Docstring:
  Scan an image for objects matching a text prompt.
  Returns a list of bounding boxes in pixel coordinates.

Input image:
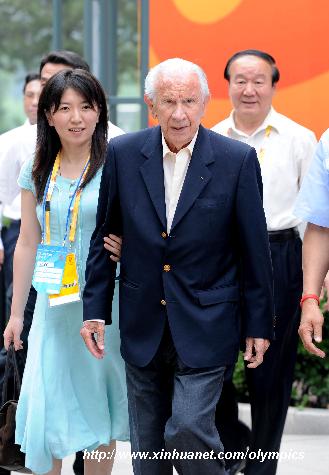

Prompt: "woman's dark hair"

[224,49,280,86]
[33,69,108,202]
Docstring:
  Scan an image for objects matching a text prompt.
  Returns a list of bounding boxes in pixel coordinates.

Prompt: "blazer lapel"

[171,126,214,232]
[140,126,167,230]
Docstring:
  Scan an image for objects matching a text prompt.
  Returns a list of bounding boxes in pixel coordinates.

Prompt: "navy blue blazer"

[83,125,274,368]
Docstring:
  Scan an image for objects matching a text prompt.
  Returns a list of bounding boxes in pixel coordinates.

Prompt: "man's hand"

[244,337,270,368]
[80,321,106,359]
[104,234,122,262]
[298,299,325,358]
[3,316,24,351]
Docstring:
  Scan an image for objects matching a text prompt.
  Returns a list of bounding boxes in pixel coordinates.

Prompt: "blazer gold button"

[160,299,166,306]
[161,232,167,239]
[163,264,171,272]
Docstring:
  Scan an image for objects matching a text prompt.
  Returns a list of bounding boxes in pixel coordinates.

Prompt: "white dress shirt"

[212,108,316,231]
[0,123,35,216]
[162,131,198,233]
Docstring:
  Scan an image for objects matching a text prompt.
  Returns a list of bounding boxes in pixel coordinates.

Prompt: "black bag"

[0,344,31,473]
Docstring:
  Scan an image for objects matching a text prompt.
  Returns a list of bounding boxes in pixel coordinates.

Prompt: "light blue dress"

[16,159,129,475]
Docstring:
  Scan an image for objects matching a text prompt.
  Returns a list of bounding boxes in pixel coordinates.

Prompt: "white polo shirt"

[212,108,316,231]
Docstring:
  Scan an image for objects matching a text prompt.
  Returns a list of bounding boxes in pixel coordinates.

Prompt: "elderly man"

[82,58,274,475]
[295,129,329,357]
[212,50,317,475]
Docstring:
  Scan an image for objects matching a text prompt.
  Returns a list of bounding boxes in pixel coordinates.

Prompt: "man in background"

[0,73,41,324]
[22,72,41,126]
[295,129,329,358]
[212,49,316,475]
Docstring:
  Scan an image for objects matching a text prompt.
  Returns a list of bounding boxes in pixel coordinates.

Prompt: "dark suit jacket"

[83,125,274,368]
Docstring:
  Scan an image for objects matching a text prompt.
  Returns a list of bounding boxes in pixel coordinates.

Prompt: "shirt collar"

[23,118,33,127]
[162,128,199,158]
[228,107,281,137]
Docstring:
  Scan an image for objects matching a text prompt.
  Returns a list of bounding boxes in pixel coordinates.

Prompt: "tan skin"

[227,55,276,135]
[81,70,269,369]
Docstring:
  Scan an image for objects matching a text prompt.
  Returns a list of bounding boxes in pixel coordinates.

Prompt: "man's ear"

[144,94,157,119]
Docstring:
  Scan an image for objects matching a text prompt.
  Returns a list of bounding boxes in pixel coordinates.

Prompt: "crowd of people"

[0,48,328,475]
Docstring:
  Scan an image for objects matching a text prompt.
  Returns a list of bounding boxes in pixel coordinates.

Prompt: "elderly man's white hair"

[144,58,210,101]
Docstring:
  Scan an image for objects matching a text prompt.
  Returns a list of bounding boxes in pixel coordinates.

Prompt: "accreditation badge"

[48,252,81,307]
[32,244,68,294]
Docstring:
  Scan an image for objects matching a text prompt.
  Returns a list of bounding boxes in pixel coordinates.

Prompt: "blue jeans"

[125,322,227,475]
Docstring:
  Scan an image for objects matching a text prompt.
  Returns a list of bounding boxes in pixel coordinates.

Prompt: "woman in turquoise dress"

[4,69,129,475]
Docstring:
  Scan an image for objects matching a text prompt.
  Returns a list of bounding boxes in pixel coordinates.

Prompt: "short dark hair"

[23,72,40,94]
[224,49,280,86]
[33,69,108,203]
[39,50,90,75]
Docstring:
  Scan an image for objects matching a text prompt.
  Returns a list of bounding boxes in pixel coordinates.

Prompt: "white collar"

[228,107,281,137]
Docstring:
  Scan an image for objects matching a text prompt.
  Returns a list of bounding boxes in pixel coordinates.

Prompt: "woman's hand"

[3,316,24,351]
[104,234,122,262]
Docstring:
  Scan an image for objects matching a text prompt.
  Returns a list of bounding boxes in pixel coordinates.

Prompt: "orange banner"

[150,0,329,138]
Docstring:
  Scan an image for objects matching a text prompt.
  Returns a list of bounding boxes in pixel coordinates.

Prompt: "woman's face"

[47,87,100,149]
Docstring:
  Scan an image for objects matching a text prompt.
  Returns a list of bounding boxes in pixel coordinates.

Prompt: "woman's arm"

[4,189,41,350]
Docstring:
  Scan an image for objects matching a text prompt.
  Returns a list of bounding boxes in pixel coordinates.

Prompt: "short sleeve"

[294,129,329,227]
[17,158,35,195]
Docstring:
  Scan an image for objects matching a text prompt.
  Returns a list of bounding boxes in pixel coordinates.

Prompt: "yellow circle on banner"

[172,0,242,24]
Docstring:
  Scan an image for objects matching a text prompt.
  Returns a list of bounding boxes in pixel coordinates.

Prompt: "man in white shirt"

[0,73,41,328]
[295,129,329,357]
[212,50,317,475]
[22,72,41,126]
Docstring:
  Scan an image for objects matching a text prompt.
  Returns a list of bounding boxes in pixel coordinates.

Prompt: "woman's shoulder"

[18,158,35,194]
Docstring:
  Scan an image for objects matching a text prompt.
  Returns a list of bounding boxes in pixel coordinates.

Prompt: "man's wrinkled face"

[145,73,208,153]
[228,55,275,124]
